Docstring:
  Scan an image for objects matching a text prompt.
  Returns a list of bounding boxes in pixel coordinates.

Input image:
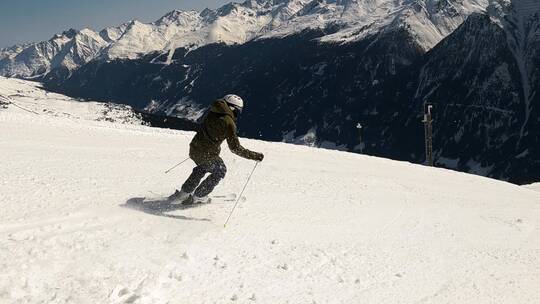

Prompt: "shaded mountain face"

[43,2,540,184]
[397,11,539,184]
[43,27,424,153]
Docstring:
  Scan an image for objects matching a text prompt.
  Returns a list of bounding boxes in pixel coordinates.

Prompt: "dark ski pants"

[181,157,227,197]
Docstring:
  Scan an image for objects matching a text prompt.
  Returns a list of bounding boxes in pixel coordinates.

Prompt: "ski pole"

[164,157,190,174]
[224,161,259,228]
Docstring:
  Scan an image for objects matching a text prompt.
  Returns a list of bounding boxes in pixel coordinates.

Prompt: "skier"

[169,94,264,205]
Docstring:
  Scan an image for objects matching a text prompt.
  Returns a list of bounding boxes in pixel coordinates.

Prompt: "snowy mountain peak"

[155,10,199,26]
[155,10,202,29]
[61,28,79,39]
[99,22,130,43]
[0,27,108,78]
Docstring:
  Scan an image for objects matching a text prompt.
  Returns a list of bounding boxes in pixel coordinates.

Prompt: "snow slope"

[1,79,540,303]
[0,76,143,124]
[525,183,540,192]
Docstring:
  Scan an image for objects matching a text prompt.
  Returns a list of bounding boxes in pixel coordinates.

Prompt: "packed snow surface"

[1,77,540,303]
[524,182,540,192]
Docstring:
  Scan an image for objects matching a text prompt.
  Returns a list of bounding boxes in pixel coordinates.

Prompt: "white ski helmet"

[223,94,244,112]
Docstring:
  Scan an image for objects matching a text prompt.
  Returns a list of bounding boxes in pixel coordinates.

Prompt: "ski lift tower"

[423,104,434,166]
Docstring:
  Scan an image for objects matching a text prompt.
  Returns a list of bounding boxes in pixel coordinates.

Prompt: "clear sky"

[0,0,234,48]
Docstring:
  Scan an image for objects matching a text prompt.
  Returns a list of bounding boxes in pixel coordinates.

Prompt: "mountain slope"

[0,29,108,78]
[395,0,540,182]
[43,27,425,151]
[0,0,488,78]
[1,82,539,303]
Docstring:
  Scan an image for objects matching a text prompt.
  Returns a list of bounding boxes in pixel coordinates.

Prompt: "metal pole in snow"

[423,104,434,166]
[356,123,364,154]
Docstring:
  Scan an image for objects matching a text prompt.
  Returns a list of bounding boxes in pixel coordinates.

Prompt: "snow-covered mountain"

[1,80,540,303]
[0,0,488,78]
[0,29,108,78]
[39,0,538,183]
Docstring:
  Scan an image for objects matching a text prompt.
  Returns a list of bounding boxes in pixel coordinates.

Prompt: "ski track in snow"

[1,78,540,303]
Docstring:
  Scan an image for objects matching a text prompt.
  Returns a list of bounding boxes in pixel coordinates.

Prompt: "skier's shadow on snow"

[122,197,211,222]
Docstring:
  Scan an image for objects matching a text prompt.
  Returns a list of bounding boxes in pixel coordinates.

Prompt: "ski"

[125,196,212,214]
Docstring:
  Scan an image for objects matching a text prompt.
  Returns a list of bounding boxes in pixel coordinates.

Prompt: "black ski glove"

[254,152,264,162]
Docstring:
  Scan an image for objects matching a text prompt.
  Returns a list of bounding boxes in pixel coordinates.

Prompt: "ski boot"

[168,189,191,204]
